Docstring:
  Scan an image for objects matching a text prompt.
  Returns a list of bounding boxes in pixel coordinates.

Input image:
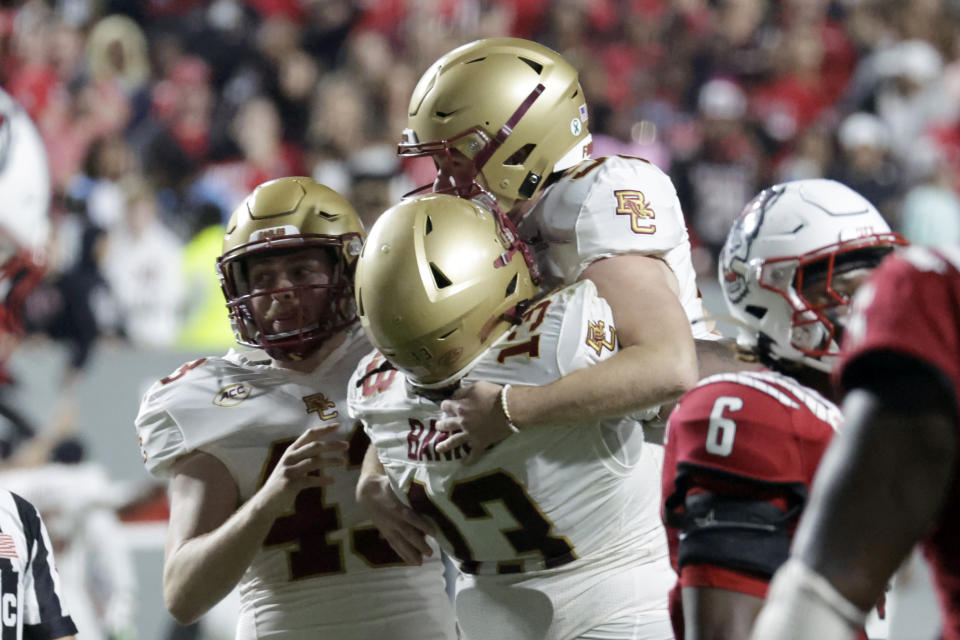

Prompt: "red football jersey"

[661,370,841,636]
[839,246,960,640]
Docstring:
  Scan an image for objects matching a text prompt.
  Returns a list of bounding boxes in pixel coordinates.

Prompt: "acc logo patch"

[214,382,252,407]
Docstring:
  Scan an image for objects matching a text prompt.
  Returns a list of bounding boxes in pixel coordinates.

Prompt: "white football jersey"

[348,281,673,639]
[520,154,712,338]
[135,327,455,640]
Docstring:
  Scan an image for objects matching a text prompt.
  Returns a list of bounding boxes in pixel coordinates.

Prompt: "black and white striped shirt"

[0,490,75,640]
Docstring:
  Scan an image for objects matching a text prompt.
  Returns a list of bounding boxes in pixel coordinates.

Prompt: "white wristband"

[499,384,520,433]
[750,558,867,640]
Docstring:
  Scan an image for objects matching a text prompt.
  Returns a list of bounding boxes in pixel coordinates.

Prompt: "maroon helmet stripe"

[473,83,545,171]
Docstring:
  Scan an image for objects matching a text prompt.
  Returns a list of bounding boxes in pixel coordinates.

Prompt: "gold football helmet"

[399,37,591,213]
[218,177,365,361]
[355,194,537,388]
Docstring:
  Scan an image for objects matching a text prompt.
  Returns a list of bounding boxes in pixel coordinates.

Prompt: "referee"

[0,489,76,640]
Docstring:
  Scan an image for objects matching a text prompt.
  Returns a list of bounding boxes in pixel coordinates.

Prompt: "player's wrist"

[356,471,388,503]
[499,384,521,433]
[751,558,866,640]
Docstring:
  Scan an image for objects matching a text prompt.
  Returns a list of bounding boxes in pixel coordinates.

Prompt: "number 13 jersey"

[348,280,672,639]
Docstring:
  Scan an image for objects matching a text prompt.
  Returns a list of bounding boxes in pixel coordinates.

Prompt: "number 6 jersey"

[135,327,455,640]
[348,281,674,640]
[660,370,886,640]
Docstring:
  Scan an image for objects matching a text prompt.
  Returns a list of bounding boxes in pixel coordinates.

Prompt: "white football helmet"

[719,179,906,372]
[0,88,51,337]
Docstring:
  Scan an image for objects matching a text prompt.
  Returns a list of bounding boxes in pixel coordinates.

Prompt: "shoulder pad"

[134,357,243,478]
[666,372,834,486]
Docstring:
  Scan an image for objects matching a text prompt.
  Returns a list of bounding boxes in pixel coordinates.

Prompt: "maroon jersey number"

[407,471,573,568]
[259,434,402,580]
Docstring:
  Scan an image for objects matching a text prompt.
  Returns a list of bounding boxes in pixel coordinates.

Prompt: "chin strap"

[487,200,541,284]
[354,358,396,388]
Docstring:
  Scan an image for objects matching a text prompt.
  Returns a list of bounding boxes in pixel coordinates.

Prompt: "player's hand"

[259,426,348,516]
[436,381,514,465]
[356,472,436,565]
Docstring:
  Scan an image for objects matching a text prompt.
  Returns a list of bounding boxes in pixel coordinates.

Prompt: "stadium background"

[3,0,960,636]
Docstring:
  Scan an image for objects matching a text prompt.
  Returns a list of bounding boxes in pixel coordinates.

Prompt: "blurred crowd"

[5,0,960,360]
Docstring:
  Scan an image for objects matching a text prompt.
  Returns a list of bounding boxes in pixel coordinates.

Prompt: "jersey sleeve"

[346,349,380,422]
[134,357,231,479]
[839,248,960,399]
[541,156,690,283]
[135,377,189,478]
[15,493,77,639]
[554,280,617,376]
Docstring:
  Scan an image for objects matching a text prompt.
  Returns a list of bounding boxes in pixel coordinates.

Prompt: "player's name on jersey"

[407,418,468,462]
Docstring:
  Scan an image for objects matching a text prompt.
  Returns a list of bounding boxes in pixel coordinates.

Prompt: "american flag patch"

[0,534,16,559]
[579,103,589,122]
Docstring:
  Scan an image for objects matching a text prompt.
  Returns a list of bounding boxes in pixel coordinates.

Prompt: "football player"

[348,194,675,640]
[751,254,960,637]
[661,179,907,639]
[0,87,50,348]
[396,37,702,456]
[0,87,81,469]
[134,177,456,638]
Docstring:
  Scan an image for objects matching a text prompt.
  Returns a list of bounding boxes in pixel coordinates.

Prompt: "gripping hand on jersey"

[356,449,437,565]
[435,381,515,465]
[260,426,348,517]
